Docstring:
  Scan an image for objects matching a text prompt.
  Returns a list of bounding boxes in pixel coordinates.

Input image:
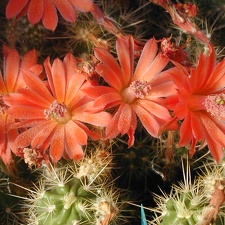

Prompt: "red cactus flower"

[83,36,177,146]
[6,0,95,31]
[152,0,209,47]
[4,53,111,163]
[167,44,225,162]
[160,36,192,67]
[0,46,42,165]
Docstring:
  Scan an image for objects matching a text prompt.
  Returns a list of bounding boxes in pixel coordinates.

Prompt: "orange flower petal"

[76,121,101,140]
[65,123,84,160]
[4,93,32,107]
[51,58,66,102]
[150,81,176,97]
[6,0,28,18]
[7,128,19,155]
[116,37,134,86]
[68,0,94,12]
[20,49,39,69]
[205,135,224,163]
[132,103,160,138]
[190,112,204,141]
[27,0,44,24]
[65,120,87,145]
[63,53,78,81]
[93,92,121,111]
[201,113,225,148]
[0,145,12,165]
[19,89,51,108]
[65,74,85,106]
[49,124,65,162]
[136,99,171,121]
[65,141,84,161]
[190,46,216,92]
[94,48,123,88]
[203,59,225,93]
[106,114,120,139]
[0,115,7,148]
[0,70,7,93]
[31,122,57,149]
[201,118,224,163]
[21,69,54,102]
[117,104,132,135]
[4,49,20,92]
[82,85,116,99]
[70,95,90,111]
[8,105,45,120]
[134,38,158,80]
[42,0,58,31]
[15,121,51,148]
[127,112,137,147]
[44,56,54,90]
[178,113,193,147]
[95,64,123,91]
[74,111,112,127]
[53,0,77,22]
[141,53,169,82]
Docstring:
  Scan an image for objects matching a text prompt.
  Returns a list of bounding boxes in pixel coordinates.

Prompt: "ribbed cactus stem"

[24,150,118,225]
[63,191,76,209]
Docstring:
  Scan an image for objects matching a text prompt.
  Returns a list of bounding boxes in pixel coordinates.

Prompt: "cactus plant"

[1,0,225,225]
[19,149,121,225]
[150,160,225,225]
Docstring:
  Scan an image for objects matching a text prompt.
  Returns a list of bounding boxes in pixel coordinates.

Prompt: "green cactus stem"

[22,150,119,225]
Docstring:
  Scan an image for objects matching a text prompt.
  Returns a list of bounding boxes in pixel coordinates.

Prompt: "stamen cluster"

[44,100,68,120]
[129,80,151,99]
[203,94,225,120]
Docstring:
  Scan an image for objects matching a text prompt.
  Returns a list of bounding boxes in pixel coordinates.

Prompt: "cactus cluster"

[150,161,225,225]
[1,0,225,224]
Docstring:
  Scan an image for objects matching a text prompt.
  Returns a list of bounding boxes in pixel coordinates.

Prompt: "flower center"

[203,94,225,120]
[121,80,151,103]
[129,80,151,98]
[44,100,70,123]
